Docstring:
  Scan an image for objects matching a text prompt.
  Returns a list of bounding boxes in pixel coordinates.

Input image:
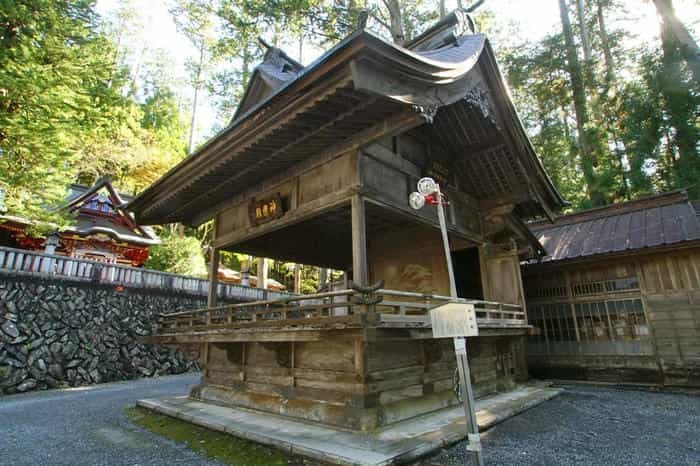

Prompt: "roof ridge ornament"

[356,10,369,30]
[258,36,283,63]
[258,36,272,50]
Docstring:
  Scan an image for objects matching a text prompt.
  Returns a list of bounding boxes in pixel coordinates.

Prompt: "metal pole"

[435,185,484,466]
[435,185,457,298]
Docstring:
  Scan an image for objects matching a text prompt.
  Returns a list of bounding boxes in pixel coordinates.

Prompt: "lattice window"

[531,303,576,342]
[604,277,640,292]
[526,285,568,299]
[531,298,648,343]
[575,301,611,341]
[606,299,649,340]
[572,277,640,296]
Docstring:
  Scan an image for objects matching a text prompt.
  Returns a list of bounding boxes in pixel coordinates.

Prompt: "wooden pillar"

[257,257,268,289]
[241,256,252,286]
[293,263,301,293]
[319,267,328,292]
[564,270,581,342]
[351,194,368,285]
[208,242,220,309]
[478,244,491,300]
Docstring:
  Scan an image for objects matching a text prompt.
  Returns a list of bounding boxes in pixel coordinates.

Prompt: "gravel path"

[2,377,699,466]
[0,373,222,466]
[423,384,700,466]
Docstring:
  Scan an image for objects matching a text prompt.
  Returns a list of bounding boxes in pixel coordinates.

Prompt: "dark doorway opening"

[451,248,483,299]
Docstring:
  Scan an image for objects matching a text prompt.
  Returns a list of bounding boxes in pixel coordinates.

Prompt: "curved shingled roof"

[128,10,564,226]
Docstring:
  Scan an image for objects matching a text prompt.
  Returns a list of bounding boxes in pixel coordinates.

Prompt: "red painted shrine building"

[0,177,159,266]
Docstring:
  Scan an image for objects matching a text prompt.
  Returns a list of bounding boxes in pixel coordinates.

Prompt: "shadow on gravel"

[414,384,700,466]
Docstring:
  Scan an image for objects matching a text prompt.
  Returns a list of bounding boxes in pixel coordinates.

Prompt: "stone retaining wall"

[0,274,217,394]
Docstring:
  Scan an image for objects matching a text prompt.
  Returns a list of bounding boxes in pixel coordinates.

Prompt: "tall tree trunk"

[595,0,630,199]
[439,0,446,19]
[596,0,615,84]
[188,41,205,154]
[658,10,696,186]
[652,0,700,86]
[385,0,405,44]
[576,0,592,63]
[559,0,602,205]
[242,42,252,92]
[128,42,148,98]
[298,31,303,62]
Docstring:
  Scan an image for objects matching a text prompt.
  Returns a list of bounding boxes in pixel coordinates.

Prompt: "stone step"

[137,382,562,466]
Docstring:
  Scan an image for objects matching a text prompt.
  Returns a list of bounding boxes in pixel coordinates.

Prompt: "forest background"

[1,0,698,290]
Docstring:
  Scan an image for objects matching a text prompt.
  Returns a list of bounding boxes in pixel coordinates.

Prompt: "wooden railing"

[158,288,527,333]
[0,246,288,302]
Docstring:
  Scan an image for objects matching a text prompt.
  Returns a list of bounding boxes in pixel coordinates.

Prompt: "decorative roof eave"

[61,226,160,246]
[477,41,566,218]
[127,32,480,223]
[504,214,548,259]
[1,177,159,245]
[67,177,119,206]
[65,177,159,244]
[0,215,159,246]
[128,27,564,225]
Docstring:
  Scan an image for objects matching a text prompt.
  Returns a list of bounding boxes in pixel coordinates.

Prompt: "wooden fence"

[0,246,288,302]
[159,287,527,333]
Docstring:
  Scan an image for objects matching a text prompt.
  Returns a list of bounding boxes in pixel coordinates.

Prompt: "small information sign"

[249,194,284,225]
[430,302,478,338]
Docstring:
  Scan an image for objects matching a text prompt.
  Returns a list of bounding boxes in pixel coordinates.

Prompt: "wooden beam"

[167,93,376,223]
[361,195,485,245]
[208,247,220,308]
[479,191,531,213]
[192,108,423,226]
[212,187,355,250]
[139,71,354,220]
[146,331,326,344]
[351,194,368,285]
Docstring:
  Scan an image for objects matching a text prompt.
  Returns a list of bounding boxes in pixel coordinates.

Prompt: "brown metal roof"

[527,190,700,263]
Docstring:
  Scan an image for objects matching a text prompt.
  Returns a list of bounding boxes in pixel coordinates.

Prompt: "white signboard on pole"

[430,303,478,338]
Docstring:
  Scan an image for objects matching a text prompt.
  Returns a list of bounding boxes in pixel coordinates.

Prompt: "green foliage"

[0,0,188,224]
[502,35,589,209]
[173,0,443,126]
[0,0,104,226]
[2,0,698,273]
[219,250,245,271]
[146,233,207,277]
[501,0,698,209]
[619,47,700,198]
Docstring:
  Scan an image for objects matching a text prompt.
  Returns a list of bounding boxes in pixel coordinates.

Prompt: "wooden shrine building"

[0,177,159,266]
[523,190,700,388]
[129,11,564,431]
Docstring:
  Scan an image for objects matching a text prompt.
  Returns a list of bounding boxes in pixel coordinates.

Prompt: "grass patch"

[125,406,300,466]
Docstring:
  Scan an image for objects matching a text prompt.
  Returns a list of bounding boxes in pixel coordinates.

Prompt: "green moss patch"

[125,406,300,465]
